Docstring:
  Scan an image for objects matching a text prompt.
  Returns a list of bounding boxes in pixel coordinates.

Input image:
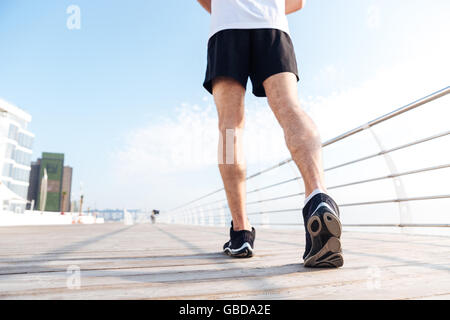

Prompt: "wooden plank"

[0,223,448,300]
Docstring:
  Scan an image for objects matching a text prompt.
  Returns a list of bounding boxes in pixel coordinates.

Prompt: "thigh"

[263,72,300,113]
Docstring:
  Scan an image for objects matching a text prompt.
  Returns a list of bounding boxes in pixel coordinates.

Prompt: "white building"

[0,99,34,213]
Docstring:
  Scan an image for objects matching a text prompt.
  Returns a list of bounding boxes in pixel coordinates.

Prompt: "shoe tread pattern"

[304,209,343,268]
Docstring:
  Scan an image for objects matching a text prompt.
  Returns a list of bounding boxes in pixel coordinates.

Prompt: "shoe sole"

[223,242,254,258]
[304,211,344,268]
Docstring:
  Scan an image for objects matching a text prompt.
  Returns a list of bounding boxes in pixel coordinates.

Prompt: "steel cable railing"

[242,194,450,216]
[172,131,450,213]
[250,223,450,227]
[228,163,450,209]
[164,87,450,228]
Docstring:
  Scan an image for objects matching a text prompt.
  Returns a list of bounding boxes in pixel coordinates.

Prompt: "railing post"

[219,204,225,226]
[208,209,213,226]
[368,127,412,227]
[261,210,270,228]
[194,209,199,225]
[199,207,205,226]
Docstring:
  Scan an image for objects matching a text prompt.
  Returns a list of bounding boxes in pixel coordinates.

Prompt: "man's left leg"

[263,72,344,268]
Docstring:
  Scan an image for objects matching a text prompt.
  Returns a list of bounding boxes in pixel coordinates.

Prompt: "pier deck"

[0,223,449,300]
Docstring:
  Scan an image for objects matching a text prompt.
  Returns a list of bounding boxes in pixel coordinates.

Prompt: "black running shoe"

[223,222,255,258]
[302,193,343,268]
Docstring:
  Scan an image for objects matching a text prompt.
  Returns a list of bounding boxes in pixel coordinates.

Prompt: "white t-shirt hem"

[209,22,290,39]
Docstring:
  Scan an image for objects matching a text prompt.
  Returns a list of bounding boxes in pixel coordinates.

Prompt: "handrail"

[321,86,449,147]
[251,223,450,228]
[235,194,450,217]
[192,163,450,216]
[168,86,449,214]
[177,131,450,213]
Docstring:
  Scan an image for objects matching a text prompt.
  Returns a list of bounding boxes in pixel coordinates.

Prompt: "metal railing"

[164,87,450,228]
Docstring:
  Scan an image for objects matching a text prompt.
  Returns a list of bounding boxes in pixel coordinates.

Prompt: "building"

[61,166,73,212]
[0,99,34,213]
[26,161,41,210]
[27,153,73,212]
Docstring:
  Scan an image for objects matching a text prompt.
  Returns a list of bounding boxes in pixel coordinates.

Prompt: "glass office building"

[0,99,34,213]
[27,153,73,212]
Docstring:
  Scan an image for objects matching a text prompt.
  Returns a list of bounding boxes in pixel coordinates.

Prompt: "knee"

[271,98,304,126]
[269,93,301,111]
[272,98,317,134]
[218,112,245,132]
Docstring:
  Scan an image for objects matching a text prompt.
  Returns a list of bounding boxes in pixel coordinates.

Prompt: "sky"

[0,0,449,212]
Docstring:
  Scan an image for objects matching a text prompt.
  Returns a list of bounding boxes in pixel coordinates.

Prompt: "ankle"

[304,187,328,205]
[233,220,252,231]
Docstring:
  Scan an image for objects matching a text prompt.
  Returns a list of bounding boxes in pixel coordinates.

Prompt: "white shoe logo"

[311,202,336,216]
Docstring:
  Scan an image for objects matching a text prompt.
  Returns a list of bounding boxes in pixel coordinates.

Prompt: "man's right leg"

[262,72,343,268]
[212,77,251,232]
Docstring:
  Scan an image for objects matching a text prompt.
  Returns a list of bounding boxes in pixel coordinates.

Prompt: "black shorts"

[203,28,299,98]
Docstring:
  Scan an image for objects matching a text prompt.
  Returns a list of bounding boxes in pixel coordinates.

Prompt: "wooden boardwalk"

[0,223,449,300]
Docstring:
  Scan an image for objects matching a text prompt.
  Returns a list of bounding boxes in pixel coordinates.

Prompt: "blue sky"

[1,0,449,210]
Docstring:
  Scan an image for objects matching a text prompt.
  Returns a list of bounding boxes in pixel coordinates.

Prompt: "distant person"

[151,210,159,224]
[197,0,343,267]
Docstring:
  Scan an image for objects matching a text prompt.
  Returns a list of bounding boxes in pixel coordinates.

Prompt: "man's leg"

[213,77,251,232]
[263,72,326,197]
[263,72,343,268]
